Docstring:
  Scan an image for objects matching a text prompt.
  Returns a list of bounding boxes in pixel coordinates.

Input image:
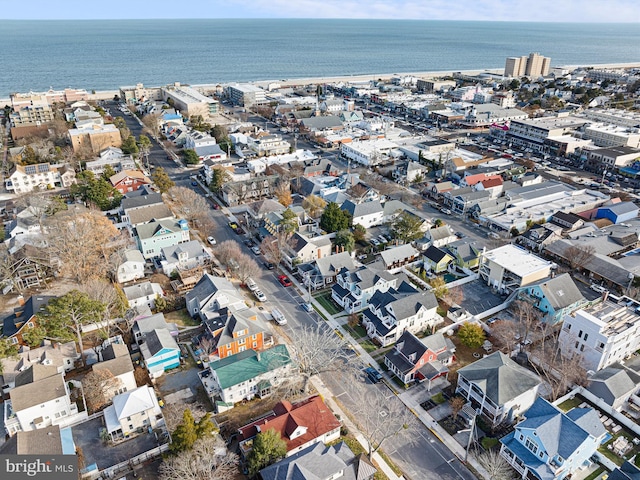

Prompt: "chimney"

[256,351,261,362]
[17,295,25,307]
[602,291,609,302]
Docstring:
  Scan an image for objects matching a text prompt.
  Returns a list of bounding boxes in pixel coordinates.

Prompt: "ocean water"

[1,19,639,97]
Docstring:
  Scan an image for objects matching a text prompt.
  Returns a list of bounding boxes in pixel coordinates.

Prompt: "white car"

[207,236,216,245]
[246,278,258,291]
[271,307,287,326]
[251,245,261,255]
[254,290,267,302]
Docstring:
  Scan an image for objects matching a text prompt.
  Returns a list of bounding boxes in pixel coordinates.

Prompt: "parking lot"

[457,278,507,316]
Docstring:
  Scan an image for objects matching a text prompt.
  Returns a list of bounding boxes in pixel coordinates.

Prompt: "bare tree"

[214,240,242,270]
[15,192,54,232]
[475,450,515,480]
[564,245,596,270]
[82,369,123,413]
[302,194,327,218]
[450,396,466,421]
[235,252,261,286]
[260,232,293,271]
[348,379,416,460]
[444,286,464,308]
[490,320,519,356]
[141,112,163,140]
[167,186,211,227]
[45,209,122,283]
[511,300,540,350]
[159,436,239,480]
[80,279,127,338]
[273,180,292,207]
[287,323,350,394]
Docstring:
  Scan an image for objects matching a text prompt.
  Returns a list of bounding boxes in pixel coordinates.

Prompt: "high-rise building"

[504,52,551,77]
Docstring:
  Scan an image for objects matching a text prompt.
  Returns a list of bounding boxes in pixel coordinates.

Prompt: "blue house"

[516,273,587,324]
[140,328,181,379]
[500,397,605,480]
[596,202,638,224]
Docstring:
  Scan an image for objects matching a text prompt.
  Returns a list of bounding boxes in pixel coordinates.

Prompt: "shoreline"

[2,61,639,105]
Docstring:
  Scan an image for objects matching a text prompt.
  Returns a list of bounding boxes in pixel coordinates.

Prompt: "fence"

[98,443,170,479]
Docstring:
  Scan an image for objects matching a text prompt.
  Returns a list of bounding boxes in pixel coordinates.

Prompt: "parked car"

[254,290,267,302]
[278,275,292,287]
[271,307,287,325]
[246,277,258,291]
[302,303,313,313]
[370,238,380,246]
[191,180,198,186]
[263,261,275,270]
[441,208,452,215]
[235,227,246,235]
[207,236,217,245]
[364,367,382,384]
[228,221,238,230]
[251,246,261,255]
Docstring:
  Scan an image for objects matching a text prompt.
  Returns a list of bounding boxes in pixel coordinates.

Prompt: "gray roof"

[458,351,541,405]
[195,144,225,157]
[301,115,343,130]
[161,240,209,262]
[14,364,59,387]
[133,313,170,337]
[428,225,456,242]
[127,203,173,225]
[120,191,163,210]
[424,245,451,263]
[94,343,133,377]
[341,199,383,218]
[587,364,640,405]
[123,282,161,301]
[259,441,376,480]
[135,218,186,240]
[380,244,419,267]
[534,273,585,310]
[609,461,640,480]
[123,249,145,263]
[0,425,63,455]
[315,252,356,278]
[142,328,179,357]
[369,283,437,322]
[10,373,67,411]
[599,202,638,216]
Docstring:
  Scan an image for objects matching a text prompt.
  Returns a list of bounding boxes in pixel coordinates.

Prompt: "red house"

[384,331,456,388]
[109,170,152,194]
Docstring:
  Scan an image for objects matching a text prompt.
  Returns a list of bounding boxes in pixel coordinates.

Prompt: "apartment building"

[340,138,398,166]
[582,123,640,149]
[585,146,640,172]
[4,163,76,194]
[246,133,291,157]
[559,294,640,372]
[478,245,553,295]
[162,83,219,118]
[10,88,89,110]
[68,123,122,155]
[119,83,163,103]
[505,116,589,153]
[504,52,551,77]
[9,105,55,127]
[226,83,267,107]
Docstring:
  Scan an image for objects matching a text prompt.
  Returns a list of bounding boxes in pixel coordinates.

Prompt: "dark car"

[236,227,246,235]
[212,203,220,210]
[364,367,382,384]
[244,239,255,247]
[263,261,275,270]
[191,181,198,186]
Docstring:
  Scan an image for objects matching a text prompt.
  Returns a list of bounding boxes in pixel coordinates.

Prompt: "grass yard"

[313,292,343,316]
[431,392,446,405]
[344,323,367,339]
[557,396,584,412]
[164,308,200,327]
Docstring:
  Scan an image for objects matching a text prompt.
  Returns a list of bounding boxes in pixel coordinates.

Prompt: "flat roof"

[483,244,552,277]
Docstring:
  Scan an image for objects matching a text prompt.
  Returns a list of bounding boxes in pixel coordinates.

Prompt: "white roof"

[483,245,552,277]
[112,385,159,420]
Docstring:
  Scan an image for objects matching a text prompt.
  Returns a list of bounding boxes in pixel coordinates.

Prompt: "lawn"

[164,308,200,327]
[344,323,367,339]
[557,396,584,412]
[313,292,343,316]
[431,392,446,405]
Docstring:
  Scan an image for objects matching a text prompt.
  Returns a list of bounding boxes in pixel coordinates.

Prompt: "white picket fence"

[97,443,170,479]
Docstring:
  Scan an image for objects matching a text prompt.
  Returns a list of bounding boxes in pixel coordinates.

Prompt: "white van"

[271,308,287,326]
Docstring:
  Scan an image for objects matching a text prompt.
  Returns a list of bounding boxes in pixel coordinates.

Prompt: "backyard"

[164,308,200,327]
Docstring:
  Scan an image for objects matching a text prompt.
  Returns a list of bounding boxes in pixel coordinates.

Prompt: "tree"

[215,241,242,270]
[247,428,287,476]
[121,135,139,156]
[320,202,351,233]
[159,436,238,480]
[288,323,350,394]
[433,218,444,227]
[511,300,540,350]
[457,322,485,349]
[260,232,293,271]
[190,115,211,132]
[18,145,40,165]
[154,295,167,313]
[450,396,466,421]
[21,325,47,347]
[82,369,123,413]
[72,171,122,210]
[390,211,425,243]
[235,253,261,286]
[428,276,448,299]
[170,409,216,454]
[564,245,596,270]
[280,208,298,234]
[209,167,231,194]
[352,223,366,243]
[151,166,175,193]
[42,290,106,366]
[334,229,355,252]
[302,194,327,218]
[45,209,123,283]
[0,338,19,373]
[183,149,200,165]
[137,134,152,168]
[101,164,116,181]
[167,186,211,227]
[489,320,518,356]
[274,181,292,207]
[141,112,163,140]
[476,450,514,480]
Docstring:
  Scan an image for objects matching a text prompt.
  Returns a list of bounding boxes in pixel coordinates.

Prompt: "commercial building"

[246,133,291,157]
[458,104,528,128]
[162,83,219,118]
[10,88,89,110]
[504,116,589,154]
[559,294,640,372]
[504,52,551,77]
[226,83,267,107]
[478,245,552,294]
[582,123,640,149]
[585,146,640,172]
[340,138,398,166]
[580,109,640,129]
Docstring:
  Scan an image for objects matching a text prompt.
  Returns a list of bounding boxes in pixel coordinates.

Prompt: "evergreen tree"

[320,202,351,233]
[121,135,139,156]
[334,229,355,252]
[247,429,287,476]
[183,149,199,165]
[151,167,175,194]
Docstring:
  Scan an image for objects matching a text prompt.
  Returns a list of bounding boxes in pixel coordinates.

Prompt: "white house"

[116,249,146,284]
[159,240,211,277]
[85,147,136,176]
[559,294,640,372]
[331,264,399,314]
[103,386,164,441]
[340,200,384,229]
[456,351,542,427]
[123,282,164,310]
[4,367,82,436]
[362,281,440,346]
[4,163,76,194]
[185,274,247,321]
[91,341,136,399]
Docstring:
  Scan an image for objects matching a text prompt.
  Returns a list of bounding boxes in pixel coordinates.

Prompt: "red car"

[278,275,292,287]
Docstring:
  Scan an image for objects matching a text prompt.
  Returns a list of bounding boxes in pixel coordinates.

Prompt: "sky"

[3,0,640,22]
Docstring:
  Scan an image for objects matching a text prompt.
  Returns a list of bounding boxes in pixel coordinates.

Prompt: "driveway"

[156,366,202,396]
[71,416,161,471]
[457,279,506,316]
